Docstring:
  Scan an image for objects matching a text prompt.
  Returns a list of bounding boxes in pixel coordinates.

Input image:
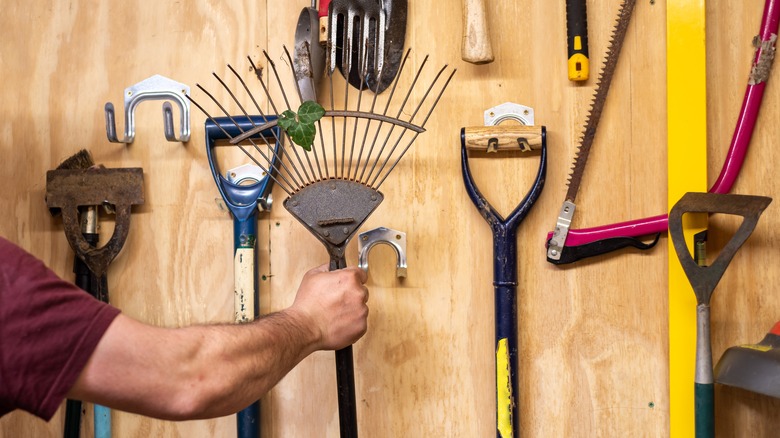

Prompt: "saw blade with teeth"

[548,0,637,261]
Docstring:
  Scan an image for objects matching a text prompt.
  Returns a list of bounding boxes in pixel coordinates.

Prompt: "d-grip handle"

[463,125,544,153]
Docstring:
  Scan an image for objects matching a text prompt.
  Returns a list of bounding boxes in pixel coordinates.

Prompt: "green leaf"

[278,110,297,131]
[286,122,316,151]
[297,100,326,124]
[276,102,325,150]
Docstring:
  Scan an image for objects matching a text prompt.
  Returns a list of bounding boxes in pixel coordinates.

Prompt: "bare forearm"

[186,309,320,418]
[70,309,320,420]
[69,264,368,421]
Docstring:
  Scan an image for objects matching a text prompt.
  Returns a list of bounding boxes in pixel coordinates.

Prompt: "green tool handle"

[695,304,714,438]
[695,383,714,438]
[565,0,589,81]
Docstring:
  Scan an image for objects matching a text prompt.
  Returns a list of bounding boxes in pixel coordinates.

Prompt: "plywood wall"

[2,0,779,436]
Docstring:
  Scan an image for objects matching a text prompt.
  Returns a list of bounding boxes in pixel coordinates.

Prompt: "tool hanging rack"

[188,47,454,197]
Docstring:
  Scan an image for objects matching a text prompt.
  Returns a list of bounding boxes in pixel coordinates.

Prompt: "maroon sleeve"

[0,237,121,420]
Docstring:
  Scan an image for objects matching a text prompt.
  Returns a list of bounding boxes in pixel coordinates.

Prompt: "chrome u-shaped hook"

[358,227,408,278]
[105,74,190,144]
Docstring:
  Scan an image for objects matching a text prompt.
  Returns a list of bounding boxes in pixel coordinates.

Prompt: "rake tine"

[263,50,317,185]
[364,55,429,184]
[194,85,299,194]
[283,46,325,182]
[229,63,285,147]
[217,68,306,192]
[187,95,295,196]
[328,65,338,179]
[228,63,290,162]
[374,67,456,189]
[357,49,412,182]
[240,58,304,173]
[346,38,370,179]
[196,81,305,191]
[253,54,313,187]
[351,55,383,181]
[340,46,351,179]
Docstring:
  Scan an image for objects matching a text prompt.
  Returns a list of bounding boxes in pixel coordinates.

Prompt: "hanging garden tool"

[461,0,494,64]
[46,161,144,438]
[461,103,546,438]
[546,0,636,263]
[204,88,281,438]
[716,320,780,399]
[189,46,453,438]
[295,0,326,102]
[47,150,109,438]
[669,192,772,438]
[546,0,780,265]
[328,0,407,93]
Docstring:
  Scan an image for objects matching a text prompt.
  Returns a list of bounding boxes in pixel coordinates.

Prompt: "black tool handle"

[329,255,358,438]
[63,232,99,438]
[566,0,590,81]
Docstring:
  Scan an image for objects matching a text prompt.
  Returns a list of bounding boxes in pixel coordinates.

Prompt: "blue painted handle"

[460,127,547,438]
[94,404,111,438]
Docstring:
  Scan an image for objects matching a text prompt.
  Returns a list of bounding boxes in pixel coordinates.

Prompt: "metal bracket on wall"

[358,227,407,278]
[105,74,191,144]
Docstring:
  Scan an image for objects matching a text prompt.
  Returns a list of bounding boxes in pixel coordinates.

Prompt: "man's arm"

[67,264,368,421]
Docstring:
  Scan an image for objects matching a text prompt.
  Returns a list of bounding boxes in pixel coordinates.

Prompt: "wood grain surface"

[1,0,779,436]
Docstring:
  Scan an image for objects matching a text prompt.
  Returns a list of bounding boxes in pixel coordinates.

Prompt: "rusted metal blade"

[548,0,636,260]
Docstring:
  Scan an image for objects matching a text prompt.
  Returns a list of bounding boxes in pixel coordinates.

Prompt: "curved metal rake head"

[188,47,454,261]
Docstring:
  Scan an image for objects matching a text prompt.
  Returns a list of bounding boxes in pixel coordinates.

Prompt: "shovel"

[715,320,780,399]
[328,0,407,93]
[295,0,326,102]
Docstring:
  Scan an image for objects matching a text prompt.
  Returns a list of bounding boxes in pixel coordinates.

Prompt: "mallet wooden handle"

[462,0,494,64]
[463,125,544,152]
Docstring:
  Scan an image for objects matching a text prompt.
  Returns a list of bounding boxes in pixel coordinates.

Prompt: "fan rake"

[189,47,454,437]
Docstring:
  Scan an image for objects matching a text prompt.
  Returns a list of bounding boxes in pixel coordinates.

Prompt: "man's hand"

[288,265,369,351]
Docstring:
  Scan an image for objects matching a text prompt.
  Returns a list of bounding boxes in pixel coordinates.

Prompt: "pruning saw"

[546,0,648,263]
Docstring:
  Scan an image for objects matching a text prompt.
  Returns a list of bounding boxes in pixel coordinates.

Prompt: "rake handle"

[330,256,358,438]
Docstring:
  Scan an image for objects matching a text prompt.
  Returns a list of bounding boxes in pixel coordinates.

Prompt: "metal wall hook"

[105,74,191,144]
[358,227,407,277]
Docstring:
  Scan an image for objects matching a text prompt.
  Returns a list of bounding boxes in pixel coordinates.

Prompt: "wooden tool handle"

[319,0,330,45]
[463,125,544,152]
[462,0,494,64]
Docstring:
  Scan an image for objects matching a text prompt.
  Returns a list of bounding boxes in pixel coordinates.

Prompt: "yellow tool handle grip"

[463,125,544,152]
[566,0,590,81]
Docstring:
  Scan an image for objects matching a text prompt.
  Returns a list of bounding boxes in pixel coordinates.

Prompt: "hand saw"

[546,0,780,265]
[546,0,637,262]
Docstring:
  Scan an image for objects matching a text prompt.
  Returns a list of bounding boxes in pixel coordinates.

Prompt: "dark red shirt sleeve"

[0,237,121,420]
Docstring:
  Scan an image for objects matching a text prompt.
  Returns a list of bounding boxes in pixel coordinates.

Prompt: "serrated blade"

[548,0,637,260]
